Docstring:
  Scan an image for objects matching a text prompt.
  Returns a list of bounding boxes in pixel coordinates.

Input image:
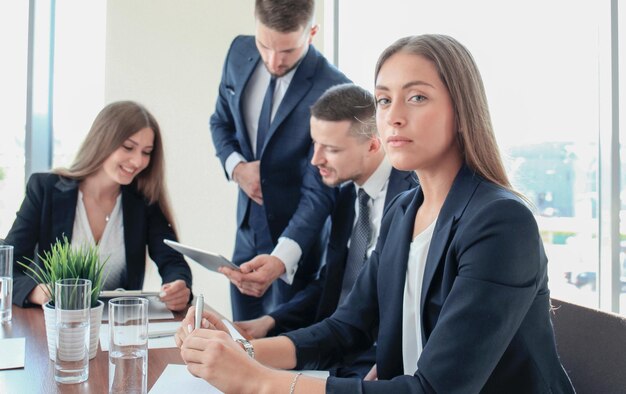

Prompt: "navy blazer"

[269,169,417,332]
[209,36,350,279]
[286,165,574,393]
[5,173,192,307]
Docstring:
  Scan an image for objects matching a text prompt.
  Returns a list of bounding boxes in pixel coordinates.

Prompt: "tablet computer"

[163,239,240,272]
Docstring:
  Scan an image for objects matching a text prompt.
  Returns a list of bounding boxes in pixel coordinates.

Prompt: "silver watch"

[235,338,255,359]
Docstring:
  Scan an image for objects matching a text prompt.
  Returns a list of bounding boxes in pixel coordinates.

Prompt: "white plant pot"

[43,299,104,360]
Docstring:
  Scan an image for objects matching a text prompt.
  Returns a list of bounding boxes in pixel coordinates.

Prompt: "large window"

[0,2,105,237]
[52,0,106,169]
[332,0,626,314]
[0,3,29,236]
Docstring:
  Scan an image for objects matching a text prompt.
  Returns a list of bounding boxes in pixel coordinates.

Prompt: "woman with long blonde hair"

[7,101,192,311]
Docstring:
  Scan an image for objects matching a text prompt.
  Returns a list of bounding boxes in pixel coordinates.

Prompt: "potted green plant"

[18,236,108,360]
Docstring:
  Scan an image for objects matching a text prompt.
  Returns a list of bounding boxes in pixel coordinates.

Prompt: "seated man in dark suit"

[235,83,417,378]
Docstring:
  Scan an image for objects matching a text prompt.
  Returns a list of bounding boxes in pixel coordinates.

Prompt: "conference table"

[0,305,186,393]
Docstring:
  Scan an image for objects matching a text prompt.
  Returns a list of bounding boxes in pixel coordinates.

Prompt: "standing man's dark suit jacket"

[209,35,350,317]
[285,165,574,393]
[6,173,192,307]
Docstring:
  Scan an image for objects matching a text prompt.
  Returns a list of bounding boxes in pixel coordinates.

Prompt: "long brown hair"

[54,101,177,233]
[375,35,517,195]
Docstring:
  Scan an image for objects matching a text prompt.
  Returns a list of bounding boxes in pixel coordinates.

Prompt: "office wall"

[105,1,326,318]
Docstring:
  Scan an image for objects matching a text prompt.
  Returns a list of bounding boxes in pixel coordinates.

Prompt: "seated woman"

[6,100,192,311]
[174,35,574,392]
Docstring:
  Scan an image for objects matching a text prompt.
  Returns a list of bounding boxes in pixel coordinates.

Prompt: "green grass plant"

[18,236,107,308]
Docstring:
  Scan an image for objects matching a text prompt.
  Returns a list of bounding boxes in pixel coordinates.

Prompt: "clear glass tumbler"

[108,297,148,394]
[54,278,91,384]
[0,245,13,323]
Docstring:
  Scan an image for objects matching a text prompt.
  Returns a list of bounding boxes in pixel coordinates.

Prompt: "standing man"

[235,84,417,377]
[210,0,350,320]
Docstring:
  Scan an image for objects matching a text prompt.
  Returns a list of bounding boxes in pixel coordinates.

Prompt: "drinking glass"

[54,278,91,384]
[108,297,148,394]
[0,245,13,323]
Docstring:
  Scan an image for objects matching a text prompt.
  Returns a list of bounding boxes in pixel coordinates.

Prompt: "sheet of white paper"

[0,337,25,370]
[101,296,174,321]
[149,364,328,394]
[149,364,222,394]
[99,321,180,351]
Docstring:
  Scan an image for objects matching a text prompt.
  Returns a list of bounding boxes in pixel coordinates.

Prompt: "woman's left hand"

[159,279,190,311]
[175,306,228,348]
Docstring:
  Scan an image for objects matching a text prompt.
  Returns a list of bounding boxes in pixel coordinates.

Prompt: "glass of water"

[55,278,91,384]
[0,245,13,323]
[108,297,148,394]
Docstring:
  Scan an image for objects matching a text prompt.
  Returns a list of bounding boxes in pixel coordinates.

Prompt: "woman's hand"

[177,306,273,392]
[27,283,50,305]
[181,328,280,393]
[175,306,230,348]
[364,364,378,381]
[177,306,318,393]
[159,279,190,311]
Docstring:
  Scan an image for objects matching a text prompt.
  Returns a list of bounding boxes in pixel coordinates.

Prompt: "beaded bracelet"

[289,372,303,394]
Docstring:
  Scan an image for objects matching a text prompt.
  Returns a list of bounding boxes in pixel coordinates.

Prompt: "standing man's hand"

[219,255,286,297]
[233,161,263,205]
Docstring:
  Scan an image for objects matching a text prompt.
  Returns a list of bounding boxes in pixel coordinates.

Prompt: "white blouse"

[402,218,437,375]
[71,191,126,290]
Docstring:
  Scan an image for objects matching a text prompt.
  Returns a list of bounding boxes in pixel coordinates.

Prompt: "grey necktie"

[339,188,371,304]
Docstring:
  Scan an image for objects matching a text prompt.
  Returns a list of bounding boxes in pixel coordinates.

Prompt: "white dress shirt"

[72,191,126,290]
[402,217,437,375]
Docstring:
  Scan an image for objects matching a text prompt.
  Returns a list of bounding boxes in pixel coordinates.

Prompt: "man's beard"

[265,50,306,78]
